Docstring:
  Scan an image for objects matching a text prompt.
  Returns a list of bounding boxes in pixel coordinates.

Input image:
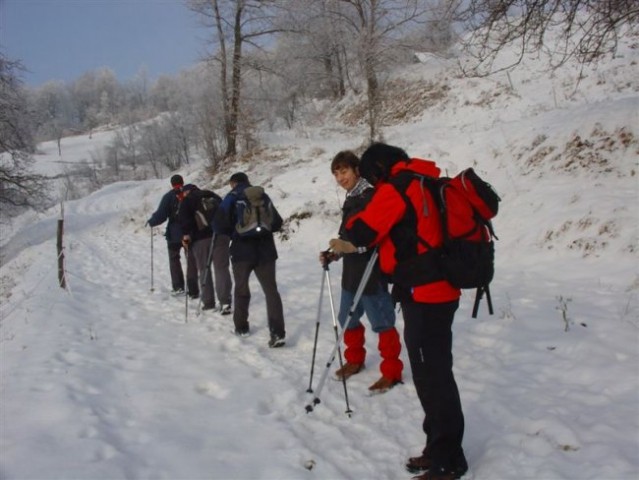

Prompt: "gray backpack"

[234,186,277,237]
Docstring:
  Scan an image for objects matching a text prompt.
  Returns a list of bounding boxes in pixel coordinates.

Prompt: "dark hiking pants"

[402,299,465,473]
[231,260,285,338]
[191,237,215,308]
[168,242,198,294]
[212,234,233,306]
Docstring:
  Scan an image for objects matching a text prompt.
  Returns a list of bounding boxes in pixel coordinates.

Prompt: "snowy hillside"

[1,31,638,480]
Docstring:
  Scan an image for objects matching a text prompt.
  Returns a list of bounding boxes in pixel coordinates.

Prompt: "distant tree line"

[2,0,636,219]
[0,53,48,219]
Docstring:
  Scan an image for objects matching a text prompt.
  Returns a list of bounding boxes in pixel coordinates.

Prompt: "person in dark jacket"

[215,172,286,348]
[147,174,198,296]
[178,184,216,310]
[321,150,403,393]
[330,143,469,480]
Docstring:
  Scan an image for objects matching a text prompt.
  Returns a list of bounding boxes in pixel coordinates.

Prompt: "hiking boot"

[411,471,455,480]
[201,304,215,311]
[368,376,401,393]
[171,288,185,296]
[268,335,285,348]
[406,454,431,473]
[189,293,200,300]
[407,453,468,478]
[220,304,232,315]
[234,328,250,337]
[411,464,468,480]
[334,362,363,380]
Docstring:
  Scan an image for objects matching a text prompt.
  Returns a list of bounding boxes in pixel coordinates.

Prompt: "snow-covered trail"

[1,182,429,479]
[2,176,637,479]
[2,56,638,475]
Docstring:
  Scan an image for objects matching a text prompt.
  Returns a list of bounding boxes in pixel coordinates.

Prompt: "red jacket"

[345,158,461,303]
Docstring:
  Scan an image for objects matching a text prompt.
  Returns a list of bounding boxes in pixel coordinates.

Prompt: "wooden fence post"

[57,203,66,289]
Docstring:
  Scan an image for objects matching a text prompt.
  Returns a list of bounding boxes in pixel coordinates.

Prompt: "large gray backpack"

[234,186,277,237]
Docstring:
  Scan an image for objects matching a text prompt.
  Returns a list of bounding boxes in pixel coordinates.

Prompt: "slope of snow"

[1,30,638,480]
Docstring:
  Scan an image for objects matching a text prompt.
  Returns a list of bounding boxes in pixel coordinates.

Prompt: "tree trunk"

[225,2,244,158]
[212,0,231,158]
[335,47,346,98]
[365,62,379,143]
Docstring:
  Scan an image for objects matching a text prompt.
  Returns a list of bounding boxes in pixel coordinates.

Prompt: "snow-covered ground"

[1,31,638,480]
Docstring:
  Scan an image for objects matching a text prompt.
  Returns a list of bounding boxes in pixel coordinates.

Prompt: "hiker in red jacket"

[330,143,469,480]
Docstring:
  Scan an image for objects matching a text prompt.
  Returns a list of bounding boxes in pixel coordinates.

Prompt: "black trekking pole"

[197,233,217,315]
[150,228,155,292]
[184,243,190,323]
[306,257,327,394]
[150,226,155,292]
[305,248,378,416]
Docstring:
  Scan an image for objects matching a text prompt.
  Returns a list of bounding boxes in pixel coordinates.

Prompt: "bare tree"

[456,0,639,75]
[189,0,286,159]
[326,0,438,142]
[0,53,49,219]
[277,0,353,100]
[136,116,190,175]
[30,80,73,155]
[124,66,151,118]
[113,120,140,171]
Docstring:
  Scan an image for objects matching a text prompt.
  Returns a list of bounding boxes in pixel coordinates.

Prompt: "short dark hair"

[229,172,249,184]
[360,143,409,184]
[170,174,184,186]
[331,150,360,173]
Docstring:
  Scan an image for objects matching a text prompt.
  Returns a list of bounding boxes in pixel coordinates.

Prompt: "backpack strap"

[472,284,494,318]
[392,172,440,251]
[388,172,446,287]
[389,172,432,251]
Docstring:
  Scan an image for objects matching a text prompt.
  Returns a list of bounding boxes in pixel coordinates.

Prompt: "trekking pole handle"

[320,249,338,270]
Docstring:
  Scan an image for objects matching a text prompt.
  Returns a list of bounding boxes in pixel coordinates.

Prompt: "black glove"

[319,249,339,267]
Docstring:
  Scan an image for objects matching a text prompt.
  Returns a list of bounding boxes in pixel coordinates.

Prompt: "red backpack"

[394,168,500,317]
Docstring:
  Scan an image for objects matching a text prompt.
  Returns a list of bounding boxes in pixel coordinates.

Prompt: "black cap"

[230,172,249,184]
[170,174,184,186]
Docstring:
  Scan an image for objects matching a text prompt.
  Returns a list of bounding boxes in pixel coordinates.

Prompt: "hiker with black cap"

[147,174,198,296]
[178,184,216,310]
[215,172,286,348]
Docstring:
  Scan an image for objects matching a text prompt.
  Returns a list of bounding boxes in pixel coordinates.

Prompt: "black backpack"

[191,189,222,231]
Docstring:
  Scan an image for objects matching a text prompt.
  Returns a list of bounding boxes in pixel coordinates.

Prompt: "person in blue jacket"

[147,175,198,296]
[215,172,286,348]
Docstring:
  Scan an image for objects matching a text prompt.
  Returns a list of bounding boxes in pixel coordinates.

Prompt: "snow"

[1,33,638,480]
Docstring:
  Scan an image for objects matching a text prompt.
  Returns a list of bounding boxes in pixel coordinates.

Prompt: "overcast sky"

[0,0,206,86]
